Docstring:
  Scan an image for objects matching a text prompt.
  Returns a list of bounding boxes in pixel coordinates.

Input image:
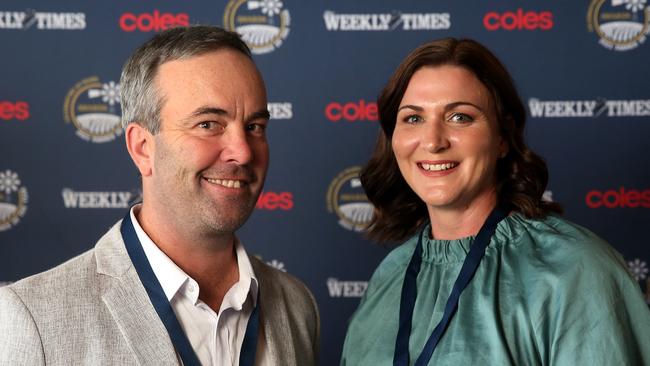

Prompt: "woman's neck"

[426,190,499,240]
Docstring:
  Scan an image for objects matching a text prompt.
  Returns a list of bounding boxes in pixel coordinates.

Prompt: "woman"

[341,38,650,365]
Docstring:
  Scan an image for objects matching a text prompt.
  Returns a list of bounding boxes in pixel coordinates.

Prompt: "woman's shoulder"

[499,214,650,364]
[500,213,619,259]
[496,213,632,287]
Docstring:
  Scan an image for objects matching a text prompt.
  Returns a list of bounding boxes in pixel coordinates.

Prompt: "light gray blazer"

[0,220,320,365]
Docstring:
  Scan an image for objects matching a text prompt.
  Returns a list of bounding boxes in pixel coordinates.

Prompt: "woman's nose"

[422,120,450,153]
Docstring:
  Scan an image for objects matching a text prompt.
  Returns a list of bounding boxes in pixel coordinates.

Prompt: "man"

[0,26,319,365]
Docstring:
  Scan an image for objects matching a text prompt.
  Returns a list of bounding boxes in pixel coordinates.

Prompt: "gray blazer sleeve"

[0,286,45,366]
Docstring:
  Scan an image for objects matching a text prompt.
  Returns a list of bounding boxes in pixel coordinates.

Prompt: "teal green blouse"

[341,213,650,365]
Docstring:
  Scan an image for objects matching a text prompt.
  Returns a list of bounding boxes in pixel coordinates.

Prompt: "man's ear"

[125,123,154,177]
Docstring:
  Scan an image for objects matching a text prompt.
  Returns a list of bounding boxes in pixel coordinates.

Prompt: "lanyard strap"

[240,303,260,366]
[120,213,259,366]
[393,206,508,366]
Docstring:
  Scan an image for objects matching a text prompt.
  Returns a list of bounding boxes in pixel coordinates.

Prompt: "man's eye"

[198,122,212,129]
[198,121,223,130]
[247,123,267,133]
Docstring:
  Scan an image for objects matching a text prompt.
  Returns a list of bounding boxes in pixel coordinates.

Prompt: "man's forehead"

[153,48,266,122]
[154,49,262,96]
[158,48,253,74]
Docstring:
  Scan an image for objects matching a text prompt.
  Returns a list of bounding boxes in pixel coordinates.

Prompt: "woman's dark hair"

[361,38,562,242]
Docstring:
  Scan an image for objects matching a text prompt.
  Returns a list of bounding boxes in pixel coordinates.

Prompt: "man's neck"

[135,204,239,312]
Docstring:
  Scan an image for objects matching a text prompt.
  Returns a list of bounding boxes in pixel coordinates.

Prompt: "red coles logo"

[325,100,378,122]
[0,101,29,120]
[256,192,293,210]
[119,10,189,32]
[586,187,650,208]
[483,9,553,31]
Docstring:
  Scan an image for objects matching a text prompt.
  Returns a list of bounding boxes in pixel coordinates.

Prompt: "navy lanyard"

[120,212,260,366]
[393,206,508,366]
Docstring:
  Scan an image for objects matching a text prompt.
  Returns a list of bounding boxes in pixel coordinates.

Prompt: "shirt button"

[187,283,195,292]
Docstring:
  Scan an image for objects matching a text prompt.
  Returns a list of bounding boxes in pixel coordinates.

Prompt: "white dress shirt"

[129,206,259,366]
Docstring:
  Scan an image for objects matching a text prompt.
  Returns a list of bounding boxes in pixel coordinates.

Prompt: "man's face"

[149,49,269,236]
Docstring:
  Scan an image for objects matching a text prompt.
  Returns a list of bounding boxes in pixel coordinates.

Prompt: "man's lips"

[203,177,247,188]
[201,166,255,189]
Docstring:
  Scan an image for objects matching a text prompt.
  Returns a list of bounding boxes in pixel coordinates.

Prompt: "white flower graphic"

[628,258,649,281]
[542,190,554,202]
[266,259,286,272]
[625,0,646,12]
[260,0,282,16]
[0,170,20,195]
[101,81,121,106]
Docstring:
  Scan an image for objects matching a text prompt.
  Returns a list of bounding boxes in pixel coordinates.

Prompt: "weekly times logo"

[63,76,122,143]
[62,188,141,209]
[223,0,290,55]
[0,10,85,30]
[327,278,368,298]
[527,98,650,118]
[323,10,450,31]
[0,169,28,232]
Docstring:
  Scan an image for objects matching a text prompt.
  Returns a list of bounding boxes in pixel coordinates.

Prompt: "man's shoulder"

[6,248,98,301]
[0,245,102,358]
[3,219,126,307]
[250,256,314,300]
[249,255,320,364]
[249,255,319,318]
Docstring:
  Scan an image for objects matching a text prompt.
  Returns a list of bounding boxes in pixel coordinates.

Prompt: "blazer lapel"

[96,221,180,366]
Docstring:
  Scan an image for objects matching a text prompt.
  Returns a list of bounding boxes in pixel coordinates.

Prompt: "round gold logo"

[0,169,28,232]
[587,0,650,51]
[63,76,122,143]
[326,166,374,232]
[224,0,291,54]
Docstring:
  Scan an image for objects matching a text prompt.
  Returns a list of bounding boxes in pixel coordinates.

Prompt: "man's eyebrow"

[247,109,271,122]
[184,106,228,120]
[182,106,270,123]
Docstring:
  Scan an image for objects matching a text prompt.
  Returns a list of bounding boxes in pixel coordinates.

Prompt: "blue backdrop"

[1,1,649,364]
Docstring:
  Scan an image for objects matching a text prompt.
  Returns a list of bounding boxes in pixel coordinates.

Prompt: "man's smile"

[203,177,246,189]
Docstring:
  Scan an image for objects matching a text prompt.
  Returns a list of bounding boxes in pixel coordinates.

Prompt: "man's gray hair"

[119,25,251,133]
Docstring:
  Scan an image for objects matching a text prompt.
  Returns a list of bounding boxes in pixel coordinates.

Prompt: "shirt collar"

[129,205,258,308]
[225,237,259,311]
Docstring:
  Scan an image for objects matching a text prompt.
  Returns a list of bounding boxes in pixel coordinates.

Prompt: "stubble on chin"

[197,193,258,235]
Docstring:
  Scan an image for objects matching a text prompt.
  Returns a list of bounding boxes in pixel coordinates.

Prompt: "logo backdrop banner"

[1,1,649,364]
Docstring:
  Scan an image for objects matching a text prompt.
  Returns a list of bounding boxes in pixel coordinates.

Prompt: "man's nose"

[221,127,253,165]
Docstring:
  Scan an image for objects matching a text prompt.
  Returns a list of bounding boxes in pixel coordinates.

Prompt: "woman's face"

[392,65,507,214]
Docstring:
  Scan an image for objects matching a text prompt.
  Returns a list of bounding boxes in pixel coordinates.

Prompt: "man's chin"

[201,206,255,234]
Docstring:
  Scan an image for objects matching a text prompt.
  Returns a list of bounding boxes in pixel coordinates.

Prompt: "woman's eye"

[403,115,422,123]
[449,113,473,123]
